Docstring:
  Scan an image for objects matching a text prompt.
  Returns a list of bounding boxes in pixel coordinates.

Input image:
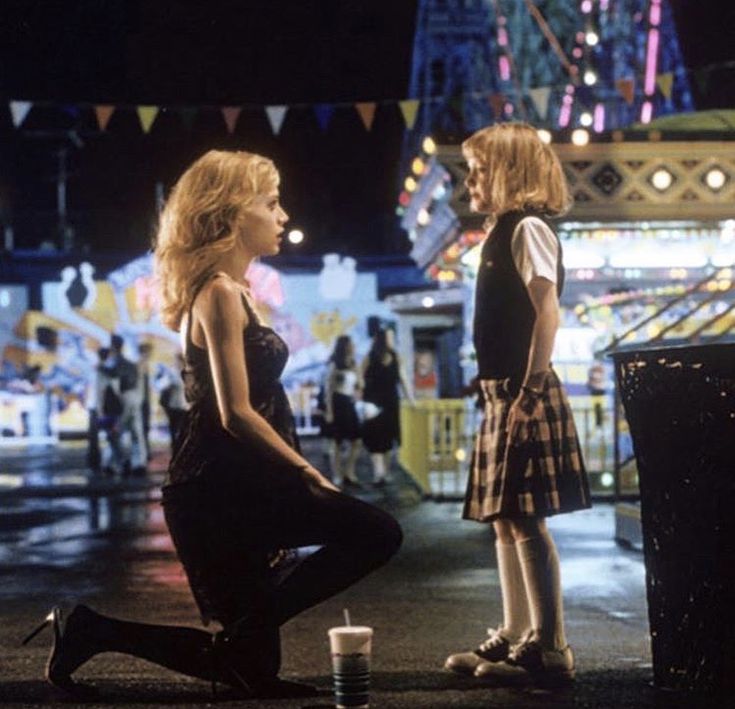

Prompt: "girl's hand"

[506,389,541,444]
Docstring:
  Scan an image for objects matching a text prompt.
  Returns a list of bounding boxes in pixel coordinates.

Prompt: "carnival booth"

[395,120,735,499]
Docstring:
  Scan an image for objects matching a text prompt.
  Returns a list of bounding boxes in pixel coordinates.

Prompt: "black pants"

[163,474,402,630]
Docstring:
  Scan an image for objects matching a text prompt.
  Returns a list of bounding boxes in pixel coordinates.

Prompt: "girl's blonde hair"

[462,123,571,218]
[154,150,279,331]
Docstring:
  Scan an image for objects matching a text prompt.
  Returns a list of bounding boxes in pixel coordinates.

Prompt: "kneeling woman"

[24,150,402,699]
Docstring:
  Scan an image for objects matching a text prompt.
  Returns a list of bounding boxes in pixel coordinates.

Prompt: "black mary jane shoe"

[22,605,100,699]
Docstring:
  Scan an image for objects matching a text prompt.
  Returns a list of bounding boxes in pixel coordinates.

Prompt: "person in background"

[138,342,154,461]
[94,347,124,477]
[155,353,188,453]
[22,150,402,700]
[361,328,413,486]
[444,123,590,685]
[107,334,147,477]
[323,334,362,488]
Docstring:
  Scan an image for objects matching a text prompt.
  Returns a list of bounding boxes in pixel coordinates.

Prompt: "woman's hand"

[506,389,542,444]
[301,463,340,492]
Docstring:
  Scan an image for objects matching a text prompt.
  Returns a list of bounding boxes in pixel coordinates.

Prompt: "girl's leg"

[344,439,361,482]
[330,439,343,485]
[510,517,567,651]
[268,486,402,624]
[370,452,386,482]
[493,520,531,642]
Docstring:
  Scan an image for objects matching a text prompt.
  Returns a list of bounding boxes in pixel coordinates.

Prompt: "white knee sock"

[517,529,567,650]
[495,541,530,642]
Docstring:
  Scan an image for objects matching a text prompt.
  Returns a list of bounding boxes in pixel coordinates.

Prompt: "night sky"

[0,1,733,256]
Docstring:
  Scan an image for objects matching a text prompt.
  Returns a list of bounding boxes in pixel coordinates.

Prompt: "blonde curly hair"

[462,123,571,220]
[154,150,279,331]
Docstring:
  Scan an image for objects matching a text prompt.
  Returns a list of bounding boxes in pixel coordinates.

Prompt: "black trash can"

[612,343,735,692]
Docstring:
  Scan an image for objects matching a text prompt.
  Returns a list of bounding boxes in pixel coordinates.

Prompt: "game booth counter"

[394,120,735,501]
[0,251,403,448]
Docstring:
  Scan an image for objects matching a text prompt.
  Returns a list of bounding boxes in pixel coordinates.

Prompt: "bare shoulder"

[193,275,248,329]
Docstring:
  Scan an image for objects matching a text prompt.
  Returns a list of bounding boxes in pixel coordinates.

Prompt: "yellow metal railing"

[399,399,472,497]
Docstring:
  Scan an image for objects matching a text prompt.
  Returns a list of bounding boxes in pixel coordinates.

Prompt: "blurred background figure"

[155,353,187,454]
[106,334,146,477]
[137,342,154,461]
[361,328,413,486]
[94,346,124,477]
[324,335,362,488]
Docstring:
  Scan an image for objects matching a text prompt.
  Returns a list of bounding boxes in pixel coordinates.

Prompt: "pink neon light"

[641,101,653,124]
[498,27,508,46]
[581,0,592,13]
[650,3,661,26]
[559,103,572,128]
[499,55,511,81]
[594,103,605,132]
[644,29,660,95]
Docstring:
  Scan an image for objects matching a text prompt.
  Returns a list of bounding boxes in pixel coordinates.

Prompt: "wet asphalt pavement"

[0,440,711,708]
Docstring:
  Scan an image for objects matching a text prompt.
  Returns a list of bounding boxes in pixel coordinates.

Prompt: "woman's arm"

[323,362,336,422]
[396,355,415,405]
[196,277,335,488]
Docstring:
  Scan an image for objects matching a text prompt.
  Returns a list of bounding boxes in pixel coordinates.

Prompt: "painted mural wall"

[0,253,392,441]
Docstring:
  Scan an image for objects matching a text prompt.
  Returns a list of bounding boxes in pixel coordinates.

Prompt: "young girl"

[324,334,362,487]
[445,124,590,684]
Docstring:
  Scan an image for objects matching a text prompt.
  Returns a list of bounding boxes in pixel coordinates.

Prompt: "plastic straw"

[343,608,351,626]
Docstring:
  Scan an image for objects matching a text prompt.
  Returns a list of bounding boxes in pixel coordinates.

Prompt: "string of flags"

[6,71,678,136]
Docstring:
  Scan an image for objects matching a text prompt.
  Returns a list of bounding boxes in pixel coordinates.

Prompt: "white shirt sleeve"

[511,216,559,286]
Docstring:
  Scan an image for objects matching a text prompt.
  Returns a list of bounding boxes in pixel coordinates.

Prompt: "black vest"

[473,210,564,388]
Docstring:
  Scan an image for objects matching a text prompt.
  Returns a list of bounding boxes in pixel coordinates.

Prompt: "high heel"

[21,605,100,698]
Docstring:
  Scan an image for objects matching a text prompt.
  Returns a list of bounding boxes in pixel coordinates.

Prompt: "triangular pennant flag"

[10,101,32,127]
[399,99,419,129]
[95,105,115,131]
[615,78,635,105]
[656,72,674,99]
[265,105,287,135]
[489,93,506,119]
[137,105,159,133]
[314,104,334,132]
[221,107,241,134]
[179,107,198,131]
[355,102,377,131]
[528,86,552,119]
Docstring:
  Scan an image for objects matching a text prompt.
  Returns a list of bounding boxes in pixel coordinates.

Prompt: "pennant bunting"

[656,72,674,99]
[265,105,288,135]
[95,105,115,131]
[137,105,159,133]
[314,104,334,132]
[615,78,635,105]
[489,93,506,119]
[222,106,241,134]
[355,102,377,131]
[528,86,552,119]
[399,100,419,129]
[10,101,32,127]
[179,107,198,131]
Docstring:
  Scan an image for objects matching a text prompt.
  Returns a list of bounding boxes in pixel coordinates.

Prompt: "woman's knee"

[493,519,514,544]
[508,516,546,542]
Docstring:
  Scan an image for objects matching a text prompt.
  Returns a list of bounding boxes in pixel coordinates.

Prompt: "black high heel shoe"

[21,605,100,698]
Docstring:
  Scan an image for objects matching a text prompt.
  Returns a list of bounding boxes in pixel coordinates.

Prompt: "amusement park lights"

[404,176,418,192]
[579,112,593,127]
[651,168,673,191]
[287,229,304,245]
[412,157,426,175]
[583,69,597,86]
[417,208,431,226]
[422,136,437,154]
[537,128,552,144]
[571,128,589,146]
[705,168,727,191]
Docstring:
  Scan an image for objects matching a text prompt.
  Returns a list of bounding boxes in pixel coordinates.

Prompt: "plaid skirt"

[463,369,591,522]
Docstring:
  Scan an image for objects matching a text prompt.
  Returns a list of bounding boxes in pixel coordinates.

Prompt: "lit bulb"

[537,129,552,144]
[421,296,435,308]
[412,157,425,176]
[422,136,437,154]
[705,168,727,190]
[651,169,673,191]
[580,112,593,127]
[287,229,304,244]
[571,129,589,146]
[417,208,431,226]
[404,176,417,192]
[583,70,597,86]
[585,31,599,46]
